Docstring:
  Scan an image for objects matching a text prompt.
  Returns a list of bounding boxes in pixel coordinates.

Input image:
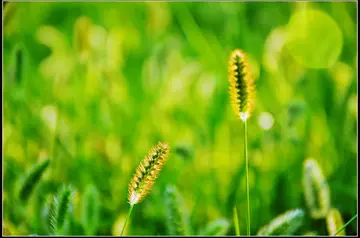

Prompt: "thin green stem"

[333,214,357,236]
[120,204,134,236]
[50,128,56,179]
[244,119,251,236]
[233,206,240,236]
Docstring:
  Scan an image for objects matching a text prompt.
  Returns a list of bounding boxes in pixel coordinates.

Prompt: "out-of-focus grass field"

[2,1,358,236]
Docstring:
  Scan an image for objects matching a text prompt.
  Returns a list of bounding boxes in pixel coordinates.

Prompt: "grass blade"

[233,206,240,236]
[164,185,191,235]
[18,159,50,203]
[333,214,357,236]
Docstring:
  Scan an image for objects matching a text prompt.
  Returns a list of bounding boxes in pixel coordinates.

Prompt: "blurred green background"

[2,1,358,236]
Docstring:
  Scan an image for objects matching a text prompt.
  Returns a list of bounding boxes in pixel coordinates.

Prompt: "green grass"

[2,1,358,236]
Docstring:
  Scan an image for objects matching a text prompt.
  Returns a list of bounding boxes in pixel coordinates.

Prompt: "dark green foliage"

[287,100,306,127]
[18,159,50,203]
[10,44,23,84]
[81,184,100,235]
[164,185,191,235]
[226,164,245,215]
[173,145,194,161]
[68,214,86,236]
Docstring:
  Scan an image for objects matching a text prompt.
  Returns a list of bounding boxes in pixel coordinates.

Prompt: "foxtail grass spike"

[302,158,330,219]
[121,142,170,236]
[81,184,100,235]
[18,159,50,202]
[256,209,305,236]
[164,185,191,235]
[228,49,255,122]
[128,141,170,206]
[49,185,74,235]
[228,48,254,236]
[198,218,230,236]
[43,195,54,234]
[326,208,346,236]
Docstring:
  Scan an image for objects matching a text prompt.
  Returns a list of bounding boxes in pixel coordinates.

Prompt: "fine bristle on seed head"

[128,142,170,206]
[228,49,255,122]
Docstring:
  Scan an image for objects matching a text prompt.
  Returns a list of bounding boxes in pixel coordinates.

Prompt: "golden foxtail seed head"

[128,142,170,206]
[228,49,255,121]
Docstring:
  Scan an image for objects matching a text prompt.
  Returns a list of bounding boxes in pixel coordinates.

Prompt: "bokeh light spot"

[285,9,343,69]
[41,105,58,133]
[258,112,275,131]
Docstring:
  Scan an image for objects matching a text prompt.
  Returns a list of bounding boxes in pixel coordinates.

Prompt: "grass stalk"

[228,49,255,235]
[333,214,357,236]
[120,204,134,236]
[244,119,251,236]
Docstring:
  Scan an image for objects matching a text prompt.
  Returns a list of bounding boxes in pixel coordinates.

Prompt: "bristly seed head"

[128,142,170,206]
[257,209,305,236]
[302,158,330,219]
[326,208,345,236]
[228,49,255,122]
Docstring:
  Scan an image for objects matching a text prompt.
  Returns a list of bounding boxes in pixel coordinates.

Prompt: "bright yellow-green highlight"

[258,112,274,131]
[285,9,343,69]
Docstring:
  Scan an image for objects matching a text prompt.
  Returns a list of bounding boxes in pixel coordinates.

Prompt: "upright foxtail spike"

[228,49,255,122]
